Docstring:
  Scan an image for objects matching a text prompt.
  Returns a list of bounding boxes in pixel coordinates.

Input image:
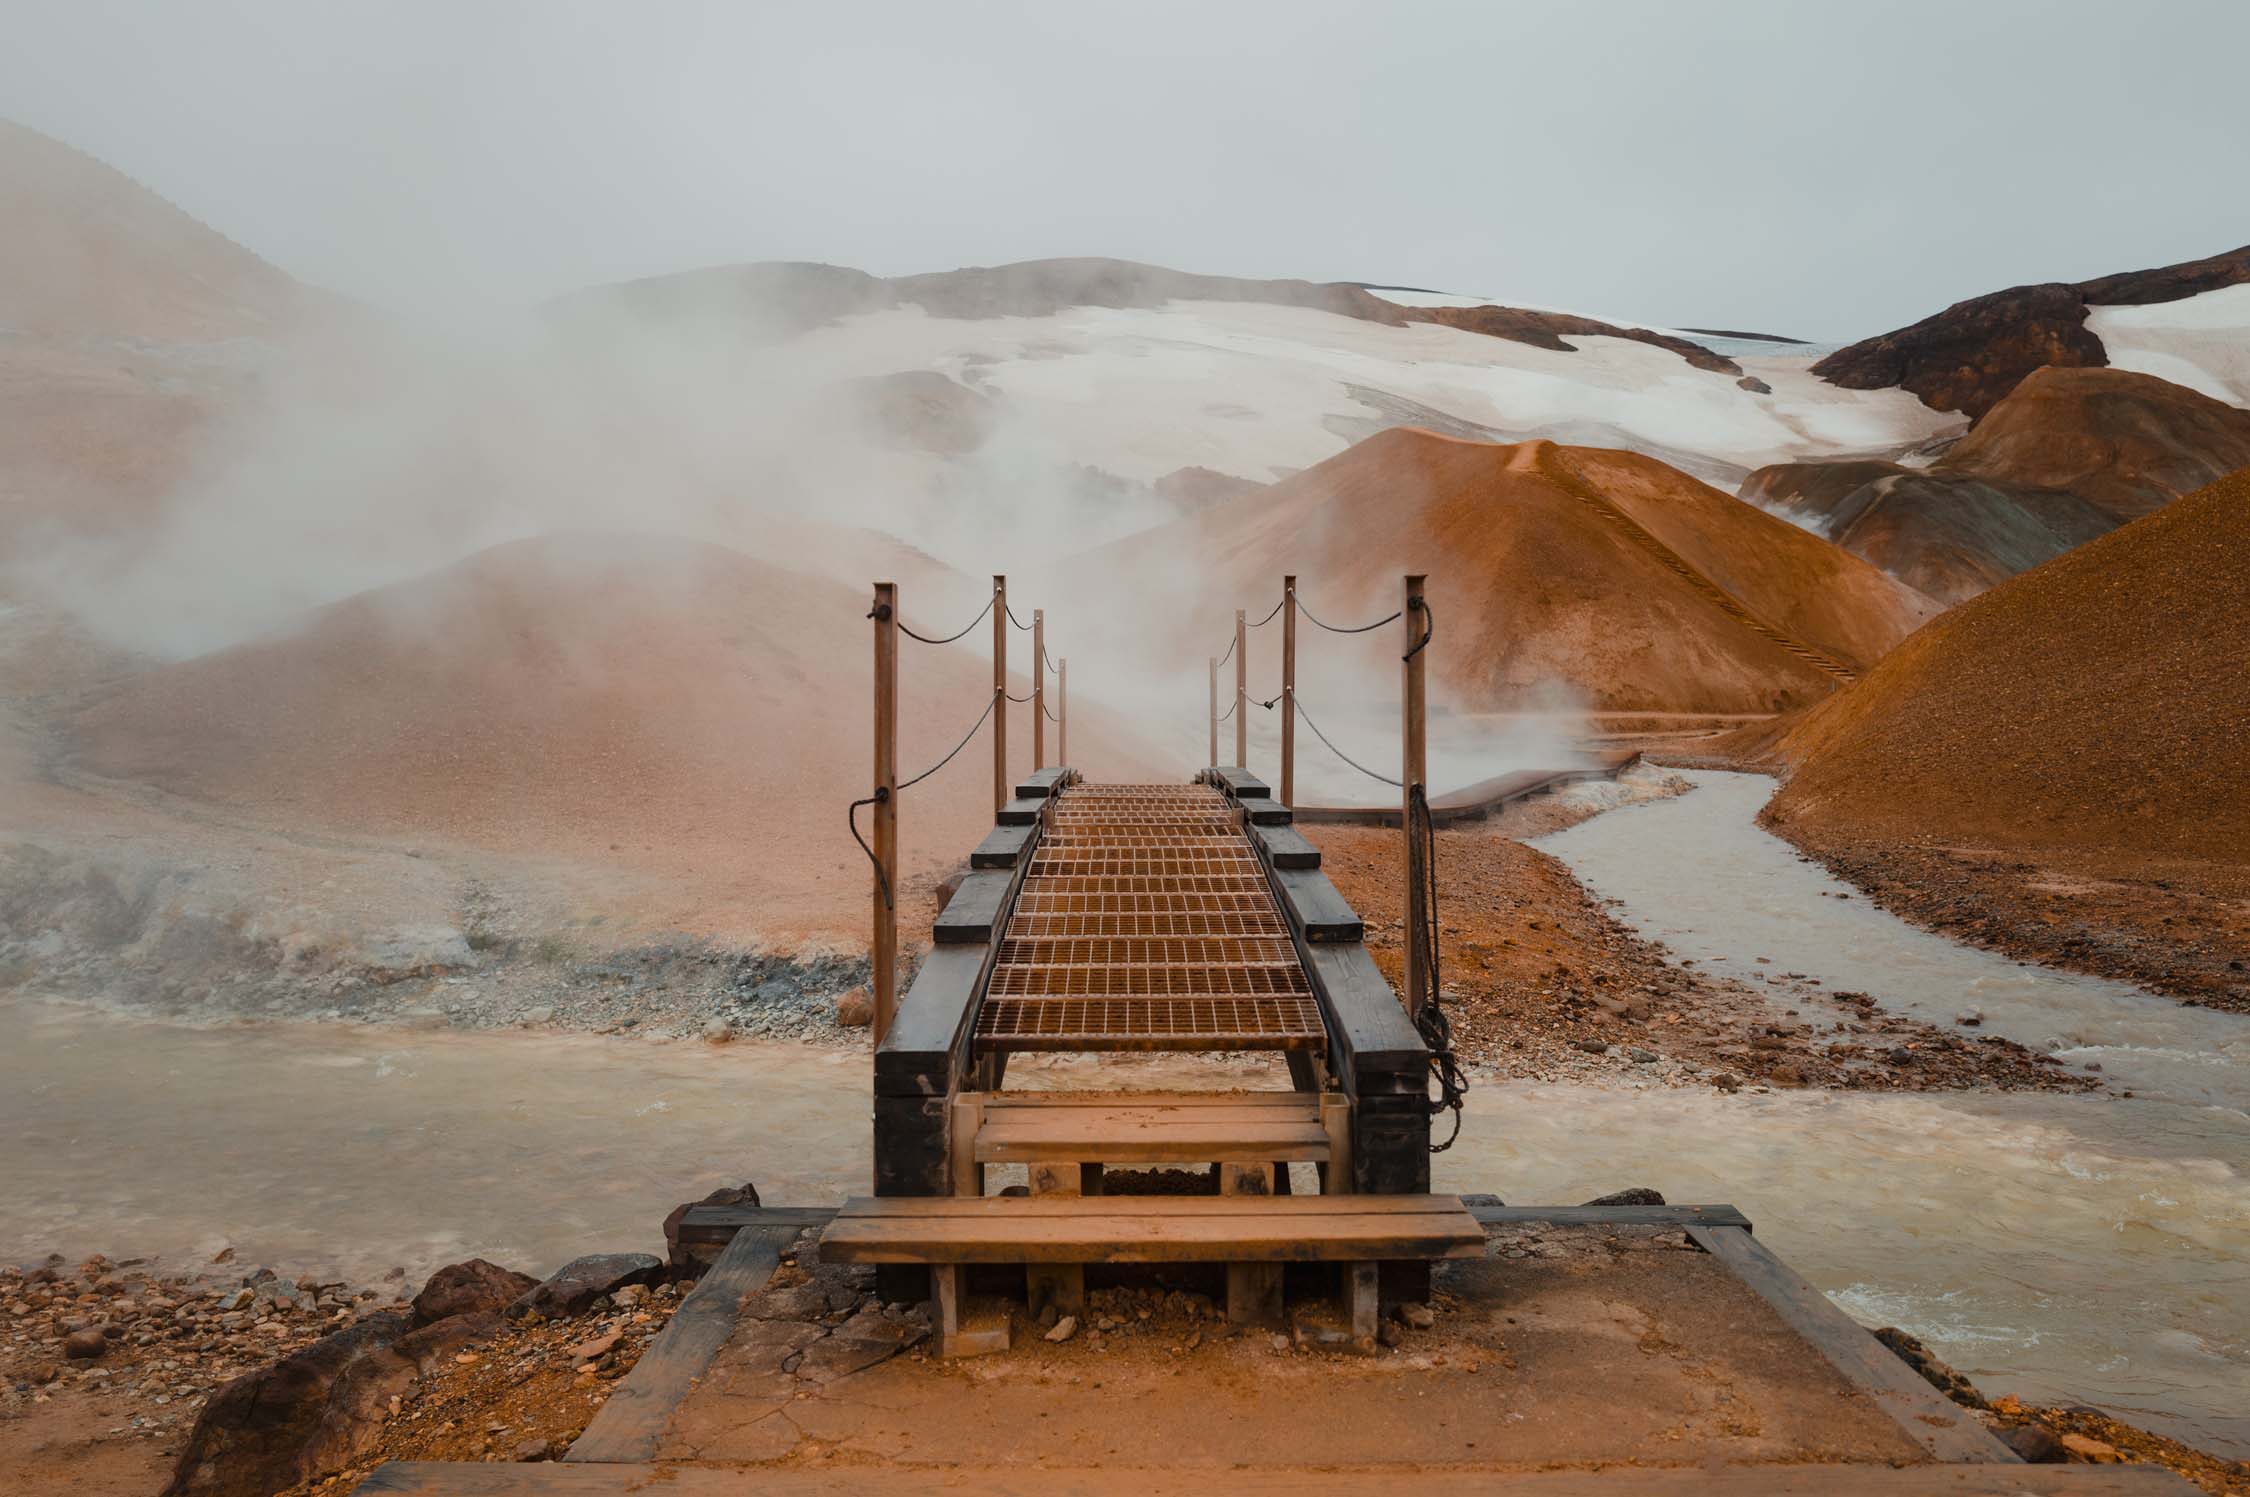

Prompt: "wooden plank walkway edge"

[355,1459,2199,1494]
[562,1225,789,1464]
[1687,1224,2018,1466]
[672,1202,1755,1246]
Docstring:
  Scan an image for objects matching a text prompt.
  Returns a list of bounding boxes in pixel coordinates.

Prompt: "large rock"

[1874,1326,1988,1409]
[411,1258,537,1327]
[662,1182,760,1274]
[1580,1187,1666,1207]
[163,1309,412,1497]
[509,1252,663,1318]
[301,1313,505,1477]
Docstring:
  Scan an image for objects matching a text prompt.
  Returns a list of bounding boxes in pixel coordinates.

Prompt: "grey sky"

[5,0,2246,339]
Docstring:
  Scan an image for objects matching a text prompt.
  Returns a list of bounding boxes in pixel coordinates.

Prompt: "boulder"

[410,1259,537,1327]
[1999,1424,2068,1463]
[164,1309,412,1497]
[509,1253,663,1319]
[1580,1188,1666,1207]
[834,987,873,1028]
[662,1182,761,1274]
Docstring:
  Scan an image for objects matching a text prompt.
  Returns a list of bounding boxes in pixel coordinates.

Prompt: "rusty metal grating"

[976,996,1324,1051]
[995,936,1298,967]
[976,780,1323,1055]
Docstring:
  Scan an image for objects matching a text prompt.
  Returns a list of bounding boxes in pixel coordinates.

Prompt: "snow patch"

[2088,284,2250,408]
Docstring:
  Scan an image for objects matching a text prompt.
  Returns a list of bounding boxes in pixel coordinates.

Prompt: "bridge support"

[1403,573,1428,1020]
[1032,609,1045,770]
[992,575,1007,817]
[1234,608,1247,768]
[1281,574,1296,807]
[871,581,899,1044]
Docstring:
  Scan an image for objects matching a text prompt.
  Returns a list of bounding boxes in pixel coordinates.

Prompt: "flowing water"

[3,769,2243,1453]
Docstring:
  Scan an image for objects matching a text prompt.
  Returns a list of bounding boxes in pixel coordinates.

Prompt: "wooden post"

[1402,573,1429,1019]
[1234,607,1247,768]
[1208,656,1218,768]
[871,581,899,1044]
[1058,657,1068,767]
[1281,575,1297,808]
[992,575,1007,817]
[1032,609,1045,771]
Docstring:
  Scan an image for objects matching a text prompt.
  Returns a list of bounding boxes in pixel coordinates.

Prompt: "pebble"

[1044,1315,1078,1343]
[1397,1303,1436,1330]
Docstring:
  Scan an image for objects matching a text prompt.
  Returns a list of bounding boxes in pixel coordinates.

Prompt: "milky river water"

[3,771,2243,1453]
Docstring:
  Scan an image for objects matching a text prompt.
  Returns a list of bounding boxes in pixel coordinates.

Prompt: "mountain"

[1744,367,2250,602]
[1811,243,2250,421]
[68,533,1155,942]
[1762,465,2250,864]
[0,118,306,343]
[1062,428,1938,717]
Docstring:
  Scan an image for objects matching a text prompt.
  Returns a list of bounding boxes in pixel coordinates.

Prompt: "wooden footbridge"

[355,569,2192,1492]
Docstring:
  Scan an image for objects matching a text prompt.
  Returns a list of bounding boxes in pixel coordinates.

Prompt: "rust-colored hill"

[0,118,306,342]
[1763,466,2250,864]
[69,535,1153,943]
[1743,367,2250,602]
[1071,429,1938,715]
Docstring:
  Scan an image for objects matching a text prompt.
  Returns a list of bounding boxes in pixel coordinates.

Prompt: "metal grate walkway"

[974,783,1325,1054]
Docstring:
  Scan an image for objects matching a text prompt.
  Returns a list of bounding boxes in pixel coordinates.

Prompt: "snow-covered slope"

[775,296,1951,491]
[2089,283,2250,407]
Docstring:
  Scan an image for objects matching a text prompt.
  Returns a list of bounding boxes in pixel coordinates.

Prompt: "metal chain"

[1300,601,1403,635]
[1291,696,1400,788]
[1406,782,1469,1150]
[847,690,1001,909]
[894,594,995,646]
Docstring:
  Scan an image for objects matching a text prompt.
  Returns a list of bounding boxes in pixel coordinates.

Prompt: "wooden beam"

[1058,657,1067,767]
[1402,572,1428,1021]
[1281,574,1296,808]
[1688,1223,2018,1465]
[1234,607,1247,770]
[356,1462,2205,1494]
[971,822,1037,870]
[1032,608,1044,771]
[871,581,899,1044]
[1250,822,1320,871]
[992,574,1007,817]
[563,1225,785,1463]
[1208,655,1218,768]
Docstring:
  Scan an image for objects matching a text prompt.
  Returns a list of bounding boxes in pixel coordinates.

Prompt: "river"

[3,771,2243,1454]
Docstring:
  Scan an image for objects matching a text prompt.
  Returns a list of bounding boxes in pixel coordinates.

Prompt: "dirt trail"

[1536,445,1860,684]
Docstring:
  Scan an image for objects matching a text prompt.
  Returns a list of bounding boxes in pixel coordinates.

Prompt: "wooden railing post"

[992,575,1007,816]
[872,581,899,1044]
[1281,575,1297,807]
[1208,656,1218,768]
[1032,609,1045,771]
[1234,608,1247,768]
[1402,573,1429,1018]
[1058,657,1068,767]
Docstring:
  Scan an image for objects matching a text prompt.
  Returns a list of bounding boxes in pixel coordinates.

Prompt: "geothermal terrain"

[3,113,2250,1496]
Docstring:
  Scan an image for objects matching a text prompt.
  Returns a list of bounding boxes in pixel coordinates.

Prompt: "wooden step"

[819,1193,1484,1265]
[975,1090,1335,1165]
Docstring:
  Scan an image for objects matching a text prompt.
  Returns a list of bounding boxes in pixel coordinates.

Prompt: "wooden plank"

[1476,1203,1753,1231]
[353,1461,2206,1494]
[830,1193,1467,1218]
[1250,822,1321,870]
[995,796,1048,827]
[977,1120,1330,1164]
[1246,801,1293,826]
[1689,1224,2018,1465]
[931,869,1012,944]
[970,822,1037,869]
[563,1225,784,1463]
[1272,866,1364,943]
[873,946,985,1093]
[983,1090,1314,1109]
[1016,766,1069,799]
[821,1205,1484,1265]
[1213,766,1271,798]
[1299,942,1425,1086]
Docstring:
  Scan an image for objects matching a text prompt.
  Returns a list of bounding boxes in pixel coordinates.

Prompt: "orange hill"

[1072,429,1938,715]
[1763,466,2250,863]
[69,534,1156,943]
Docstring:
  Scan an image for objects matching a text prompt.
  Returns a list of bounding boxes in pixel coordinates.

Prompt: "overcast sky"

[5,0,2246,339]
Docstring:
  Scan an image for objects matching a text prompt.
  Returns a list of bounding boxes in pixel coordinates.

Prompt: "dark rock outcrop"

[1812,281,2105,421]
[1874,1326,1989,1409]
[1405,303,1740,374]
[1998,1424,2070,1463]
[1580,1187,1667,1207]
[1812,243,2250,420]
[410,1259,537,1327]
[509,1252,664,1318]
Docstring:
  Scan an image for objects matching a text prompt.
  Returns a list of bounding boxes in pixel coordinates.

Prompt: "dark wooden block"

[994,796,1047,826]
[1251,823,1320,870]
[931,870,1012,944]
[1273,867,1363,942]
[1300,942,1425,1091]
[873,1093,949,1197]
[970,823,1036,870]
[875,946,984,1094]
[1247,802,1293,825]
[1352,1092,1433,1196]
[1014,767,1068,799]
[1213,766,1270,799]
